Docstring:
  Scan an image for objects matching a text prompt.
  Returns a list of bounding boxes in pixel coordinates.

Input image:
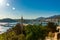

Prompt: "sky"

[0,0,60,19]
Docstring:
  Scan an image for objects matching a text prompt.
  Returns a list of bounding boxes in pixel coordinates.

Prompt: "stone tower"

[20,16,24,34]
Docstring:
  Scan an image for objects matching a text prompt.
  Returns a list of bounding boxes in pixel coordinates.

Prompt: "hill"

[36,15,60,20]
[0,18,17,22]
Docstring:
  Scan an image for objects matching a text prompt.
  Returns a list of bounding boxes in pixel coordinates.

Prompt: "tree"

[47,22,58,33]
[12,23,22,35]
[18,34,26,40]
[25,24,48,40]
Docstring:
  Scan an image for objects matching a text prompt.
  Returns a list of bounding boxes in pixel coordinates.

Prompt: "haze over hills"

[36,17,45,20]
[0,15,60,22]
[0,18,17,22]
[36,15,60,20]
[46,15,60,19]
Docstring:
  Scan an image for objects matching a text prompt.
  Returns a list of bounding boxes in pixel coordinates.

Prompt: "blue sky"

[0,0,60,19]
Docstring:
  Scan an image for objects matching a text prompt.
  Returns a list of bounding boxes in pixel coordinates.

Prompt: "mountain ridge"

[0,15,60,22]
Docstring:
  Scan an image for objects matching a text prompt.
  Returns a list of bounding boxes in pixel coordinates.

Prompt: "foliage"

[47,22,58,33]
[25,24,48,40]
[0,22,57,40]
[18,34,25,40]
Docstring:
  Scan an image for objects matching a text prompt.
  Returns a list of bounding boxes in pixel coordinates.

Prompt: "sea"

[0,22,18,34]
